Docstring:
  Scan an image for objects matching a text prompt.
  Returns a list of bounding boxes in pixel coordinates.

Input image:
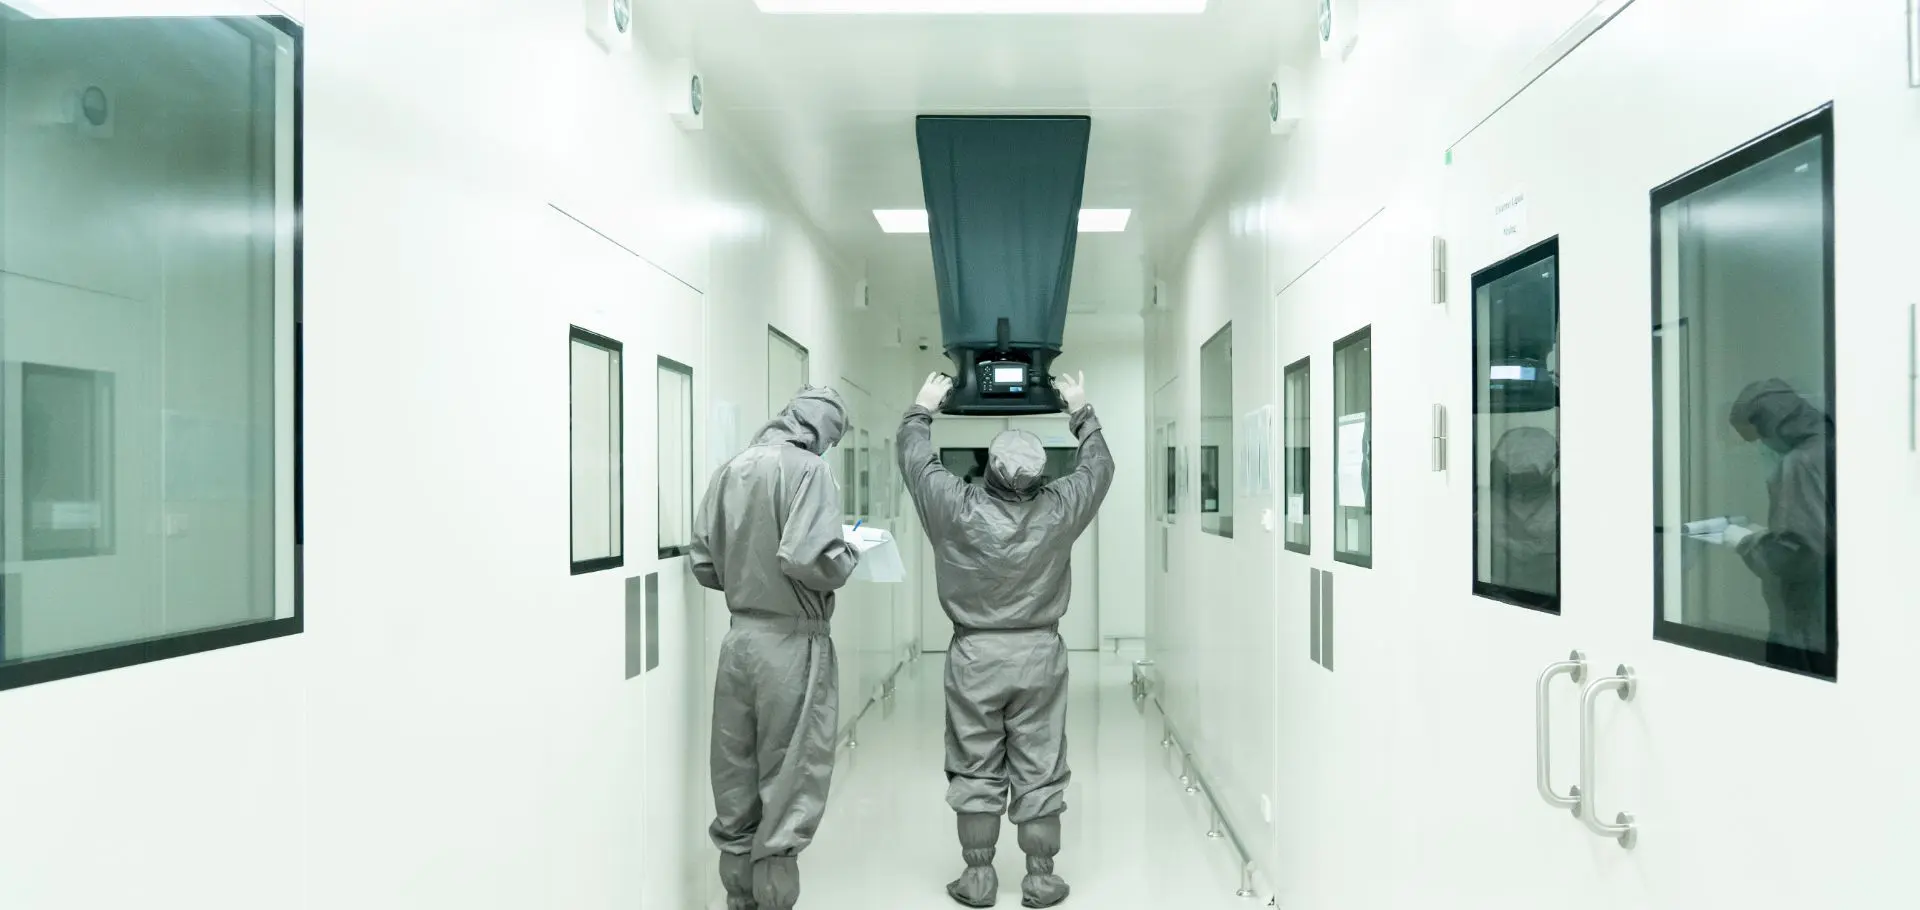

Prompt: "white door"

[1425,1,1920,906]
[1267,210,1429,909]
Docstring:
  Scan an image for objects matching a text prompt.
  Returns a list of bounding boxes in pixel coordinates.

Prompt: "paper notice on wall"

[1337,413,1368,509]
[49,501,102,530]
[1493,188,1528,250]
[1288,494,1305,526]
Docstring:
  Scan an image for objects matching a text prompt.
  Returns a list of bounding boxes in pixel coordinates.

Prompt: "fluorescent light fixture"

[757,1,1206,13]
[5,0,285,16]
[874,208,1131,233]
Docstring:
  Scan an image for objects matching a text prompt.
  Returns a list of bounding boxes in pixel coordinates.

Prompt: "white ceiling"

[687,0,1318,338]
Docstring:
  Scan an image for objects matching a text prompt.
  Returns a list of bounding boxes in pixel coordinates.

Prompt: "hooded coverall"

[1728,379,1834,665]
[692,387,860,910]
[898,402,1114,908]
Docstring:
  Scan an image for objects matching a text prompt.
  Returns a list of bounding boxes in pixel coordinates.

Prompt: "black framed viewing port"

[1471,236,1562,614]
[1650,104,1837,680]
[1332,326,1372,568]
[657,356,695,559]
[570,326,625,576]
[0,13,305,693]
[1283,356,1311,555]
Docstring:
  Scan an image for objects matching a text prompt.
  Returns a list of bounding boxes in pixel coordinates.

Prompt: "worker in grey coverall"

[898,370,1113,909]
[691,386,861,910]
[1725,378,1834,667]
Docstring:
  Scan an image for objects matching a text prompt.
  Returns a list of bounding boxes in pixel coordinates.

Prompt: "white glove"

[915,373,953,411]
[1723,524,1759,547]
[1056,371,1088,413]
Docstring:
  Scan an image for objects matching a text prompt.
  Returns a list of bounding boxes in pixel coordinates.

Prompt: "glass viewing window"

[1473,237,1561,613]
[657,358,694,558]
[571,328,625,575]
[1283,357,1311,555]
[1200,323,1234,538]
[1333,327,1372,567]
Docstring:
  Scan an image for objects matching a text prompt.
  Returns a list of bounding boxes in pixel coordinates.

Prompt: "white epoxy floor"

[798,649,1260,909]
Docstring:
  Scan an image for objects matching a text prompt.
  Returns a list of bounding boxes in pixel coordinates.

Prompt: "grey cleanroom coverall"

[692,387,860,910]
[1728,378,1834,663]
[898,402,1114,908]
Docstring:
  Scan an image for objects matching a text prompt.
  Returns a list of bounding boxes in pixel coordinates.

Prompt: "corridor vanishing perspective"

[1,2,1916,909]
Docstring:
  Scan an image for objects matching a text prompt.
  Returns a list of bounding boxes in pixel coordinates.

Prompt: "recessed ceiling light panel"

[757,0,1206,14]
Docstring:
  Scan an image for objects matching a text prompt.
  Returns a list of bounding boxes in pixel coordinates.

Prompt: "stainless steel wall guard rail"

[837,641,922,751]
[1131,659,1262,901]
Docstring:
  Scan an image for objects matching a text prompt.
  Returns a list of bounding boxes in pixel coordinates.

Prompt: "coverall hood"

[1492,425,1558,497]
[986,430,1048,500]
[1731,379,1830,454]
[754,387,849,455]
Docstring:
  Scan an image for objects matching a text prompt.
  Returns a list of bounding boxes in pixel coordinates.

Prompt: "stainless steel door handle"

[1534,650,1587,814]
[1578,665,1638,848]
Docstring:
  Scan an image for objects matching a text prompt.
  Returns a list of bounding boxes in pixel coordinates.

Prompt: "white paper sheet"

[1337,413,1368,509]
[842,524,905,583]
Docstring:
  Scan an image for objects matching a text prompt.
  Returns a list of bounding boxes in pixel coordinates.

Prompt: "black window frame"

[0,14,305,693]
[570,325,625,576]
[1283,355,1312,556]
[1199,321,1234,539]
[1649,104,1837,680]
[1332,326,1373,569]
[1470,236,1562,614]
[656,356,695,560]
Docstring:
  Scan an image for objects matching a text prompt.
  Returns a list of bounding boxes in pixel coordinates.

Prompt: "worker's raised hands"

[1056,371,1088,414]
[916,372,954,411]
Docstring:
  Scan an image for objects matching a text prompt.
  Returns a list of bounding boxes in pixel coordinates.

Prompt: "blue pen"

[850,519,863,533]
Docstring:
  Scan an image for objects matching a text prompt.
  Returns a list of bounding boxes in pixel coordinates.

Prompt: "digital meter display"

[993,365,1025,384]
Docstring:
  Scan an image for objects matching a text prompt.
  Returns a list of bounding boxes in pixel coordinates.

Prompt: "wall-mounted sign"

[1493,189,1528,249]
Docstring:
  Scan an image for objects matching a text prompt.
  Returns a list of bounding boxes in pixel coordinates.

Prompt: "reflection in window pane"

[571,331,624,573]
[1283,357,1311,554]
[657,358,693,557]
[1333,328,1372,567]
[1473,239,1560,612]
[0,12,300,682]
[1200,324,1233,538]
[767,328,809,420]
[1654,108,1835,678]
[842,438,857,517]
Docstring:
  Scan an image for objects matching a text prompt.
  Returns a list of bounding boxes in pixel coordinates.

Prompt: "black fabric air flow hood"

[916,115,1092,415]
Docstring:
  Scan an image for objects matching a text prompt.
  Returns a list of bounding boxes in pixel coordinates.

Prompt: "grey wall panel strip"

[1321,569,1335,673]
[624,575,643,680]
[644,572,660,673]
[1309,568,1323,666]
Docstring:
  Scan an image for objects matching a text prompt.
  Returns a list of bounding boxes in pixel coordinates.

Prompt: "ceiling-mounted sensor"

[586,0,634,53]
[1318,0,1358,61]
[668,59,705,130]
[1268,65,1303,135]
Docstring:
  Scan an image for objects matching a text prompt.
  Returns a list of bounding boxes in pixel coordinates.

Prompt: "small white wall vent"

[1318,0,1359,61]
[668,59,705,131]
[586,0,634,54]
[1268,65,1303,135]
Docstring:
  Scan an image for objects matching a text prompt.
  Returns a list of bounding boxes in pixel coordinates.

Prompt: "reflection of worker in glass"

[1725,379,1833,656]
[691,387,861,910]
[1489,426,1558,595]
[900,371,1113,909]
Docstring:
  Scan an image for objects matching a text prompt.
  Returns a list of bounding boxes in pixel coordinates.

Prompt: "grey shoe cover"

[752,856,801,910]
[1017,817,1069,908]
[948,813,1002,907]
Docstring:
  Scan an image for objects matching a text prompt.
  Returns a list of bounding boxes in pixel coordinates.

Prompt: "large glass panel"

[1653,107,1835,679]
[0,10,301,688]
[571,329,623,574]
[1333,327,1372,567]
[1283,357,1311,554]
[767,327,809,419]
[1200,324,1233,538]
[842,436,857,517]
[1473,238,1560,612]
[940,446,1080,490]
[1160,423,1176,523]
[657,358,693,558]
